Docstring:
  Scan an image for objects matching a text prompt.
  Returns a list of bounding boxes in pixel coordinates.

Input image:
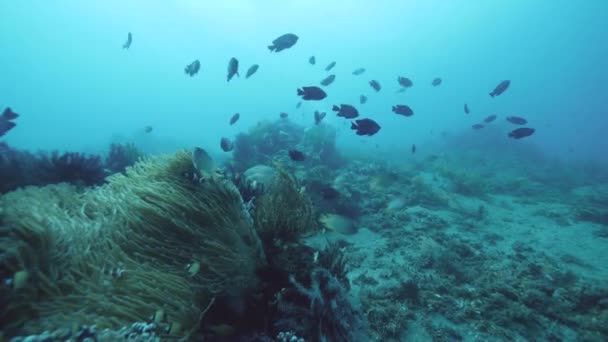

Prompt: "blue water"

[1,2,608,341]
[1,1,606,163]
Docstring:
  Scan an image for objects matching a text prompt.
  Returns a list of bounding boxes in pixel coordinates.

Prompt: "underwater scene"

[1,1,607,341]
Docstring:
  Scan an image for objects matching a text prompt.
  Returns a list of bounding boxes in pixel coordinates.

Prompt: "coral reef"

[104,142,143,175]
[253,166,318,245]
[233,120,305,172]
[0,151,265,338]
[0,143,107,193]
[275,267,367,341]
[231,119,343,173]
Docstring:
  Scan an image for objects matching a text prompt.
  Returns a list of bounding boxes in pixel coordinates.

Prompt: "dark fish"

[220,137,234,152]
[432,78,442,86]
[122,32,132,49]
[320,74,336,86]
[268,33,299,52]
[351,118,381,136]
[411,144,416,154]
[506,116,527,125]
[0,107,18,137]
[227,57,239,82]
[396,88,407,93]
[0,121,16,137]
[297,86,327,100]
[1,107,19,120]
[314,111,326,125]
[392,105,414,117]
[483,115,497,123]
[321,186,340,200]
[144,126,153,133]
[280,112,289,119]
[352,68,365,75]
[332,104,359,119]
[508,127,535,139]
[490,80,510,97]
[325,61,336,71]
[288,149,306,161]
[296,101,302,109]
[309,56,316,65]
[397,76,413,88]
[245,64,259,78]
[359,95,367,104]
[369,80,381,92]
[472,123,484,130]
[185,60,201,76]
[464,104,470,114]
[229,113,240,125]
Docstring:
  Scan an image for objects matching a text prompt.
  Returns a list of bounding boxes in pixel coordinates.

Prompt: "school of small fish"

[1,31,538,162]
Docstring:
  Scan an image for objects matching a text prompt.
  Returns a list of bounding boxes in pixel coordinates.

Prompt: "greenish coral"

[0,151,265,337]
[253,166,318,244]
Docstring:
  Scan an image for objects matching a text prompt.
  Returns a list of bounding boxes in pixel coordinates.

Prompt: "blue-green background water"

[1,1,607,163]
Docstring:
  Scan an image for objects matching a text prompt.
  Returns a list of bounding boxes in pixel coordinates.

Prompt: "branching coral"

[0,151,266,338]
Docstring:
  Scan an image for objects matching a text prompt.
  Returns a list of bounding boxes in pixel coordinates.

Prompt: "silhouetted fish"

[122,32,132,49]
[360,95,368,104]
[351,118,381,136]
[412,144,416,154]
[245,64,259,78]
[506,116,527,125]
[314,111,326,125]
[185,60,200,76]
[220,137,234,152]
[490,80,510,97]
[288,149,306,161]
[472,123,484,130]
[464,104,470,114]
[432,78,442,86]
[352,68,365,75]
[0,107,18,137]
[227,57,239,82]
[508,127,535,139]
[296,102,302,109]
[280,112,289,119]
[268,33,299,52]
[484,115,497,123]
[297,86,327,100]
[397,76,413,88]
[369,80,381,92]
[325,61,336,71]
[321,74,336,86]
[333,104,359,119]
[309,56,316,65]
[144,126,153,133]
[1,107,18,121]
[229,113,240,125]
[392,105,414,117]
[0,121,16,137]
